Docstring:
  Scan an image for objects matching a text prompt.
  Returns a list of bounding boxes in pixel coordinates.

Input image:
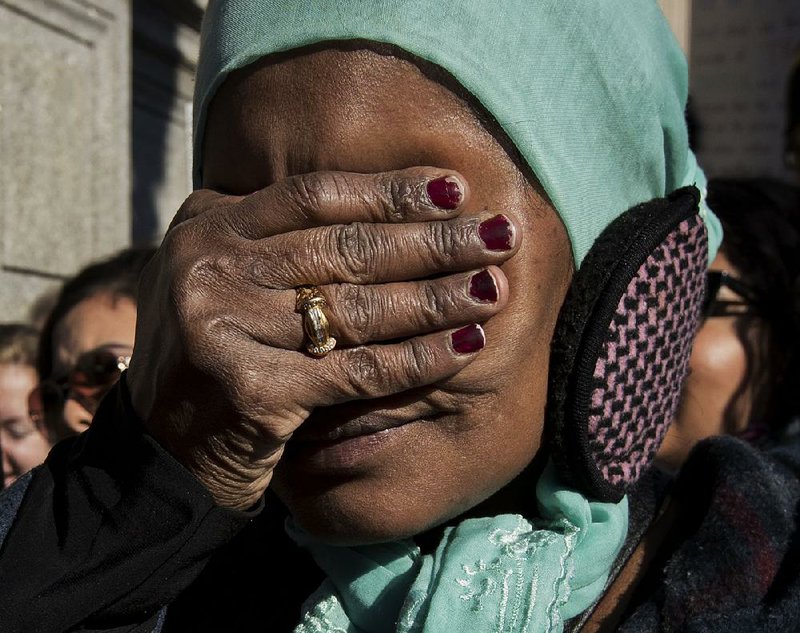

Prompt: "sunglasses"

[29,348,130,425]
[702,271,761,319]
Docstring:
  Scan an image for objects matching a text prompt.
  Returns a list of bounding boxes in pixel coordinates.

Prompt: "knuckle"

[400,339,435,385]
[185,252,235,289]
[162,214,225,270]
[181,311,230,370]
[162,240,198,308]
[426,220,468,266]
[276,232,334,286]
[343,347,389,398]
[418,282,457,328]
[243,249,284,286]
[332,223,380,282]
[169,251,235,324]
[162,221,194,259]
[286,172,333,215]
[337,284,375,342]
[384,176,420,222]
[170,191,210,229]
[339,339,435,399]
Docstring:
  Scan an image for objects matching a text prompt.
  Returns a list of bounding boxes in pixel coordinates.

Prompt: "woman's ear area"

[545,189,707,500]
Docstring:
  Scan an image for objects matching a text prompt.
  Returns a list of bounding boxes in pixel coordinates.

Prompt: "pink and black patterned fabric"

[547,187,708,501]
[588,217,707,489]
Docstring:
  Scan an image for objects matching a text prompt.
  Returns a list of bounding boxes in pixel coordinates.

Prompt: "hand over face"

[126,168,520,509]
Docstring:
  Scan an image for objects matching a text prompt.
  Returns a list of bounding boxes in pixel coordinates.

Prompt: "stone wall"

[131,0,202,246]
[0,0,131,322]
[0,0,203,324]
[690,0,800,181]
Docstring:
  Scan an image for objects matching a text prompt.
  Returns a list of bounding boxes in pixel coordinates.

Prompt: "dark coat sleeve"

[0,374,261,633]
[619,435,800,632]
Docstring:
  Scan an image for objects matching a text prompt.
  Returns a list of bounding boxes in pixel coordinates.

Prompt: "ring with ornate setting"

[295,285,337,357]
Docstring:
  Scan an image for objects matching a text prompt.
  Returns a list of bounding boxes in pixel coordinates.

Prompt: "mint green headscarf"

[193,0,721,267]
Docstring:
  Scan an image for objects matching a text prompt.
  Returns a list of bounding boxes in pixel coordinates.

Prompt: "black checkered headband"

[546,187,709,502]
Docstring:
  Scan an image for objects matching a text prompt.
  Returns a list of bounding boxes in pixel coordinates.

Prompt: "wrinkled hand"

[126,168,520,509]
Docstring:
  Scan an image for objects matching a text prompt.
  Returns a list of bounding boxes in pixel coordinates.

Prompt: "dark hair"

[0,323,39,368]
[707,178,800,433]
[37,247,155,380]
[786,52,800,170]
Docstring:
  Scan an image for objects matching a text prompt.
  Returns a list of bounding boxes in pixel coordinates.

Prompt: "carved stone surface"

[0,0,130,322]
[131,0,201,245]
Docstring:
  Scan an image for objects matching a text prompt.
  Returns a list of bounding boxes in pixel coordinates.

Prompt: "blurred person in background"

[659,178,800,471]
[27,288,59,331]
[30,247,155,444]
[0,324,50,488]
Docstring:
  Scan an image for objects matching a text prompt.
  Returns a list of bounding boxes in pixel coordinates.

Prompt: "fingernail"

[469,270,498,302]
[479,215,514,251]
[426,176,463,209]
[451,324,486,354]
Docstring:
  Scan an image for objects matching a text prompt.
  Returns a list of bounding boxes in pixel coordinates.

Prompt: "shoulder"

[0,470,35,550]
[620,435,800,632]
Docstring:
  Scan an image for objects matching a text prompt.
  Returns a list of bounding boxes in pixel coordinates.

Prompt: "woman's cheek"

[63,399,94,435]
[685,320,750,431]
[659,318,752,472]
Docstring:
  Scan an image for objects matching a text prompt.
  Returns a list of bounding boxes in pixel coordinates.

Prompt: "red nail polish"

[426,176,463,209]
[469,270,498,302]
[451,324,485,354]
[479,215,514,251]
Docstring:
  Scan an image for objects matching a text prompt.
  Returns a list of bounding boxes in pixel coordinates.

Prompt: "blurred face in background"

[0,363,50,487]
[658,250,760,472]
[40,292,137,440]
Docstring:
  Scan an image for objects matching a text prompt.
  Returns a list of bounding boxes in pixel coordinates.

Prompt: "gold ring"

[295,286,337,357]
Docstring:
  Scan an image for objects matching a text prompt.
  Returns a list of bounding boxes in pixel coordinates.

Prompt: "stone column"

[0,0,131,322]
[131,0,203,246]
[659,0,692,58]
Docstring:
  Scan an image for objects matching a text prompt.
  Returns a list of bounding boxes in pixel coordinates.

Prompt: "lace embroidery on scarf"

[453,516,579,632]
[395,515,580,633]
[296,591,349,633]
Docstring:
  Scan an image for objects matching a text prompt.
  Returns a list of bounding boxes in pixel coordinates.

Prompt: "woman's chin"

[275,477,483,546]
[286,502,439,546]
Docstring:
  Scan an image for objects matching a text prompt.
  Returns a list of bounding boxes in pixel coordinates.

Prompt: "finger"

[304,324,487,408]
[324,267,508,346]
[243,212,519,288]
[237,267,506,349]
[218,168,469,239]
[204,324,485,442]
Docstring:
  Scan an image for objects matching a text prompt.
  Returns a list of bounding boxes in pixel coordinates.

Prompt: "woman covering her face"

[2,2,799,632]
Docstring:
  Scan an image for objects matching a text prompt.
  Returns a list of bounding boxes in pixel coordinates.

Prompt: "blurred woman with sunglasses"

[658,178,800,471]
[30,247,155,444]
[0,324,50,488]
